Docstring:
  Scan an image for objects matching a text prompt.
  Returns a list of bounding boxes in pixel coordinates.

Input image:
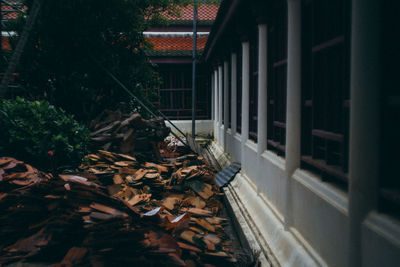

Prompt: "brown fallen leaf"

[188,227,204,234]
[163,213,191,231]
[144,172,160,179]
[180,230,196,245]
[162,194,183,210]
[113,174,123,184]
[127,193,151,206]
[118,167,138,175]
[57,247,88,267]
[145,162,169,173]
[186,179,214,200]
[117,153,137,161]
[186,208,213,217]
[177,242,202,253]
[131,168,146,180]
[77,207,91,213]
[203,239,216,251]
[192,218,215,232]
[181,196,206,209]
[205,217,228,225]
[204,251,229,257]
[204,234,221,244]
[4,228,51,253]
[0,193,8,201]
[90,203,128,217]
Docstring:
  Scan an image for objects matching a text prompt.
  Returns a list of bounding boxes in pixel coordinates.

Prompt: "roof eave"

[203,0,242,63]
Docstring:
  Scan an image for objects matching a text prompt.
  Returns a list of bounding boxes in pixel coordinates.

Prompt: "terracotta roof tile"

[1,2,26,20]
[165,4,219,21]
[147,36,208,51]
[2,37,12,51]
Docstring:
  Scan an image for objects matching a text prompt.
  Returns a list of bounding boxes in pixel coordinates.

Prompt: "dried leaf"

[186,179,214,200]
[186,208,213,217]
[162,194,183,210]
[127,193,151,206]
[192,218,215,232]
[177,242,202,253]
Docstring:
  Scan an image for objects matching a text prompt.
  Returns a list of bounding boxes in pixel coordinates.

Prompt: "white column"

[211,72,214,121]
[241,42,250,143]
[218,65,223,125]
[348,0,381,266]
[223,60,229,149]
[257,24,268,155]
[284,0,302,229]
[214,69,218,123]
[231,53,238,134]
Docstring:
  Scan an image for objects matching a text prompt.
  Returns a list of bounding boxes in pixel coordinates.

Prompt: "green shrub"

[0,97,90,171]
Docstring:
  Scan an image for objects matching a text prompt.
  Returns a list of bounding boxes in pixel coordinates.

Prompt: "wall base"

[209,141,323,267]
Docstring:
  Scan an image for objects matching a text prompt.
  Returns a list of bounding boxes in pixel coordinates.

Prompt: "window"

[301,0,350,185]
[379,1,400,218]
[267,0,288,156]
[237,48,242,133]
[249,30,258,142]
[158,65,210,120]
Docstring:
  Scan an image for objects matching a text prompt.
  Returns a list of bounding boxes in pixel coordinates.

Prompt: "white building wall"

[206,0,400,266]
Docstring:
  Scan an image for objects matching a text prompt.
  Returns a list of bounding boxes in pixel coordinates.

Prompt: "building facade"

[145,2,220,135]
[204,0,400,266]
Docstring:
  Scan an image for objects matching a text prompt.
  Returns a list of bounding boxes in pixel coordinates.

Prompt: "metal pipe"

[191,0,198,138]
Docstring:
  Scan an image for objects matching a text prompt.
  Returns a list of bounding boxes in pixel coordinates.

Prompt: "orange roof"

[147,36,208,51]
[2,37,12,51]
[1,2,26,20]
[165,4,219,21]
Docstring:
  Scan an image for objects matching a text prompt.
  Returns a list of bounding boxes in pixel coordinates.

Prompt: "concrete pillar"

[214,69,219,141]
[284,0,302,229]
[241,42,250,144]
[231,53,237,134]
[240,41,250,172]
[223,60,229,149]
[257,24,268,155]
[211,72,214,121]
[218,65,223,125]
[348,0,381,266]
[218,65,223,146]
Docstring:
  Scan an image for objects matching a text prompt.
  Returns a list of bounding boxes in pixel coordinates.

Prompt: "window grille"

[267,0,288,156]
[249,31,258,142]
[379,1,400,218]
[301,0,350,184]
[158,65,210,120]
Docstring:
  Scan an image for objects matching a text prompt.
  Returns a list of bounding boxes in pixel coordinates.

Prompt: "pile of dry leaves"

[90,110,171,161]
[0,149,247,266]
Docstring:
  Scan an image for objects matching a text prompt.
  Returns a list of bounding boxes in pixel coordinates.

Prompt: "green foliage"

[0,97,90,171]
[15,0,188,122]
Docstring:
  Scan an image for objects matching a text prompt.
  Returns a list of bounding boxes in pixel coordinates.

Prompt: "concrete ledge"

[166,120,213,137]
[245,139,258,153]
[228,173,320,267]
[362,211,400,267]
[209,141,231,169]
[261,151,286,172]
[234,133,241,142]
[293,169,348,215]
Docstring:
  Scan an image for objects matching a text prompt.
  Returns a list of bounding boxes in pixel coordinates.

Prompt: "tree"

[15,0,188,122]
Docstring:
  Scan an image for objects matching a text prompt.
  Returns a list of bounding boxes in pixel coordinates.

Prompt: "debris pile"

[0,150,242,266]
[79,150,235,259]
[90,110,171,161]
